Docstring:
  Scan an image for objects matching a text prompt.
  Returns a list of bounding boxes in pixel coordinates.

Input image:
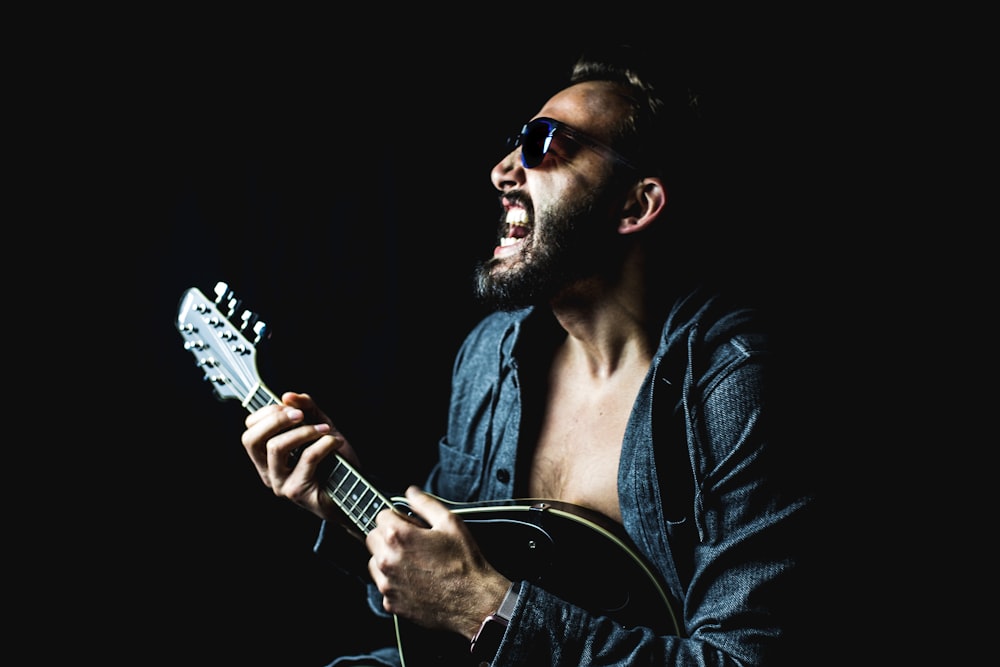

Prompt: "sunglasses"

[507,117,637,170]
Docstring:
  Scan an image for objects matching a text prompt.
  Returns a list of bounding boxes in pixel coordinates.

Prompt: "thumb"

[403,485,451,528]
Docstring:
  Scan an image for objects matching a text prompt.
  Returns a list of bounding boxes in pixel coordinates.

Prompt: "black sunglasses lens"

[519,120,555,168]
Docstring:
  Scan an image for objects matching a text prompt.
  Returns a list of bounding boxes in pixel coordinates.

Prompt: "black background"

[24,13,857,666]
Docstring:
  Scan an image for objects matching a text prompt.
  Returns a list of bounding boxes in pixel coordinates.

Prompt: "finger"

[366,556,395,612]
[280,430,339,496]
[241,405,304,472]
[281,392,327,424]
[244,402,283,429]
[242,403,303,448]
[280,391,313,411]
[265,421,332,482]
[403,486,453,528]
[241,407,286,483]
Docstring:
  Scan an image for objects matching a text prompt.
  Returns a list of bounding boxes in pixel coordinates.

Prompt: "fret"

[328,462,349,490]
[359,495,384,529]
[243,385,274,411]
[354,488,377,520]
[329,461,349,483]
[341,476,363,517]
[328,465,353,506]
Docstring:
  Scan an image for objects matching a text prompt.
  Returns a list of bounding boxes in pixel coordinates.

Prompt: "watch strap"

[496,580,520,621]
[470,581,521,663]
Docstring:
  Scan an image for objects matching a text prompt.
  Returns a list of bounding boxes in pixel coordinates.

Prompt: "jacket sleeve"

[493,327,818,665]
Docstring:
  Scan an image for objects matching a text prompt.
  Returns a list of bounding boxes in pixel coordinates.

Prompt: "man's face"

[473,177,623,311]
[475,81,636,311]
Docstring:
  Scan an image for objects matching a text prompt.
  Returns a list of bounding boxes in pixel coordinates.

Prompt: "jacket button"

[496,469,510,484]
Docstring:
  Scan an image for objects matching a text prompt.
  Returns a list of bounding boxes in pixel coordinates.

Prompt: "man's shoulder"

[667,287,770,344]
[464,307,537,342]
[453,308,531,366]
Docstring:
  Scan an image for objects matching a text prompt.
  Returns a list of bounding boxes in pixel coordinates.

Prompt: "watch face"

[470,615,508,663]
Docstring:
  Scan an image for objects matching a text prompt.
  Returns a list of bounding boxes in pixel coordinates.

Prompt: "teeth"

[501,207,529,248]
[506,208,528,225]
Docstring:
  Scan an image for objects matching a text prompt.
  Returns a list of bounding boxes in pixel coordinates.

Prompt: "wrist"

[470,580,521,664]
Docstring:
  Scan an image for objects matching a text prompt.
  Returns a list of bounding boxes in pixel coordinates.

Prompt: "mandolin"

[177,281,680,665]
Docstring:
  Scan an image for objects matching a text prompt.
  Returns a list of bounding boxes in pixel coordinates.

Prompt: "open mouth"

[496,207,530,256]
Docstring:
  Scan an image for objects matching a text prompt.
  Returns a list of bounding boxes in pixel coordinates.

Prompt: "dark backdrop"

[123,36,631,666]
[126,38,569,665]
[37,19,839,666]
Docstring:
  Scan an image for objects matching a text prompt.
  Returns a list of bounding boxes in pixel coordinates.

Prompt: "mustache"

[498,190,531,211]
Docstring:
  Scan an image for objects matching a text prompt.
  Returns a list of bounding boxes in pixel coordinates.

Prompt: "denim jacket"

[320,287,816,666]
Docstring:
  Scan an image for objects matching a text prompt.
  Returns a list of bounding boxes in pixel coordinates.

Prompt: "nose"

[490,149,525,192]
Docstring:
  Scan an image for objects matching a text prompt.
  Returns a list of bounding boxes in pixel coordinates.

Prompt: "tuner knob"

[252,321,268,344]
[241,310,258,331]
[214,282,231,303]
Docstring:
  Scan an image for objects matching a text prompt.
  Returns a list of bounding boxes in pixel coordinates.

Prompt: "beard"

[473,185,625,312]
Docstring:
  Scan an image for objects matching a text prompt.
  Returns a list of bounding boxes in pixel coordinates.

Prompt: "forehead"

[535,81,633,138]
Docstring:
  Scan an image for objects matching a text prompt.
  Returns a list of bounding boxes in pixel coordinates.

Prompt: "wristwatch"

[470,581,521,665]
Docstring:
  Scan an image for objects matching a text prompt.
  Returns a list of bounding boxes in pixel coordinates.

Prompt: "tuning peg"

[226,297,243,319]
[213,281,231,304]
[240,309,258,332]
[252,320,268,344]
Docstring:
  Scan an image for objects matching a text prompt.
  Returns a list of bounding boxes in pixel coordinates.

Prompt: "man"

[241,44,816,666]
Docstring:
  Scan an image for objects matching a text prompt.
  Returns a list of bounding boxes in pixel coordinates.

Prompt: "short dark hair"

[568,44,707,210]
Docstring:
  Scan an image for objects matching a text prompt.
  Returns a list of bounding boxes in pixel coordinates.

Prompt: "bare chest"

[528,372,645,524]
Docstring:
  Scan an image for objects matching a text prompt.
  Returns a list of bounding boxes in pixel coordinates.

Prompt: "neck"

[548,273,655,379]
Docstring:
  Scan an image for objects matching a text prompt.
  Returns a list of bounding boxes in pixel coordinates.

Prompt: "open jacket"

[318,287,817,666]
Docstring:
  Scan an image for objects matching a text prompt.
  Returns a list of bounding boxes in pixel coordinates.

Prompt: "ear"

[618,178,666,235]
